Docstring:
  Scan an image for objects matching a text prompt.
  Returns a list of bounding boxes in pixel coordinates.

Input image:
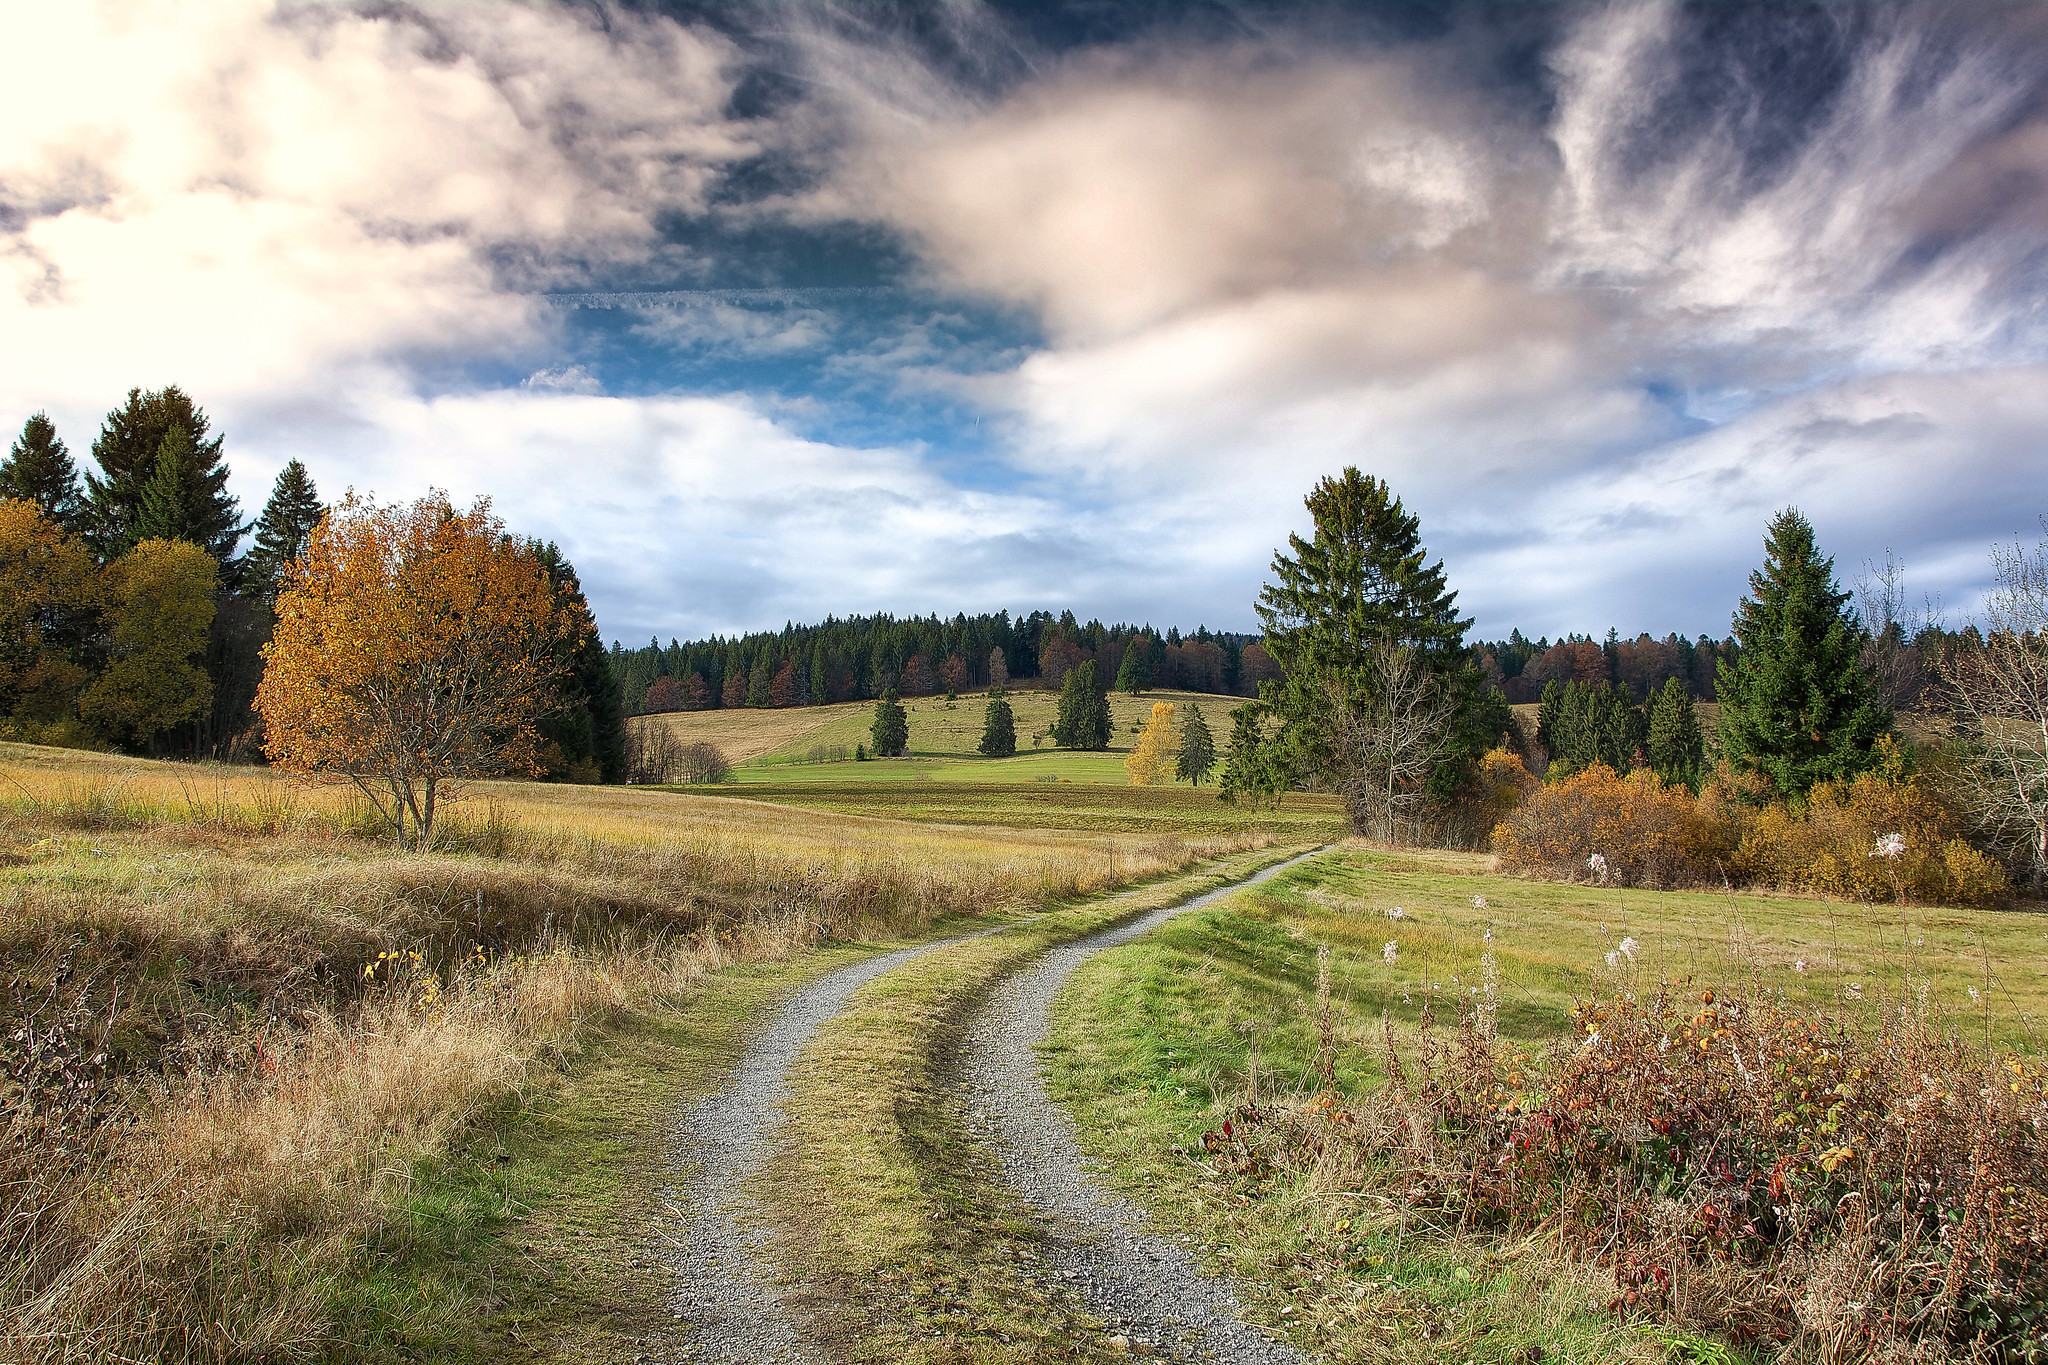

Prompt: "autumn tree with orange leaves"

[256,492,586,847]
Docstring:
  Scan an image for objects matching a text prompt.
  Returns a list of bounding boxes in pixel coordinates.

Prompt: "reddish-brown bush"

[1492,763,1724,887]
[1209,988,2048,1361]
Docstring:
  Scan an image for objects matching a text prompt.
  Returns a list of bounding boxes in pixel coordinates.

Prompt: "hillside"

[628,688,1239,775]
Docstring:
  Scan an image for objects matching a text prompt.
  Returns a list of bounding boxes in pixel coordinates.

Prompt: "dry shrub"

[1207,986,2048,1362]
[1492,763,1724,888]
[1732,769,2009,906]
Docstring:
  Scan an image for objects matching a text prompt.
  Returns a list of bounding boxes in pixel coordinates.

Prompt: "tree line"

[614,611,1277,714]
[0,389,623,782]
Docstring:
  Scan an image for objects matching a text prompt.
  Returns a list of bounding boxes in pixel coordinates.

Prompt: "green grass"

[759,847,1314,1365]
[680,779,1350,838]
[1039,845,2048,1364]
[730,748,1135,784]
[322,938,956,1363]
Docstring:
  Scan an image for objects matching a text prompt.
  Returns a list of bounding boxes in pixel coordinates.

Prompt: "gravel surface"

[961,849,1326,1364]
[660,931,992,1363]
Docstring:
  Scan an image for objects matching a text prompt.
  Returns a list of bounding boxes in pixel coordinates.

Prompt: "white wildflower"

[1382,941,1399,965]
[1968,986,1983,1003]
[1618,936,1640,962]
[1588,852,1609,882]
[1386,906,1405,921]
[1794,960,1807,974]
[1658,1036,1672,1054]
[1605,950,1621,969]
[1472,895,1488,910]
[1845,982,1864,1001]
[1873,832,1906,860]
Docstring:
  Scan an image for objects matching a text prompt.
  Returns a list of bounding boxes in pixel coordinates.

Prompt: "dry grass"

[0,741,1247,1364]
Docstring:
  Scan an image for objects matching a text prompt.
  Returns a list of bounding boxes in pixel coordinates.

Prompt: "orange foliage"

[255,492,585,846]
[1732,766,2008,905]
[1491,762,1722,888]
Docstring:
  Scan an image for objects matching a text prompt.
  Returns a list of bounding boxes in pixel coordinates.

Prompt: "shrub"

[1209,986,2048,1361]
[1492,763,1724,887]
[1731,765,2008,906]
[677,741,731,783]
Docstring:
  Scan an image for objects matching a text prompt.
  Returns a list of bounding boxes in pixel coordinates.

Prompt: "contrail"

[539,286,895,310]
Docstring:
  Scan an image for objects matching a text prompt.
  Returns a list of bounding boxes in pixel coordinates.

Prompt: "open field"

[1044,845,2048,1363]
[630,687,1241,774]
[0,741,1257,1363]
[683,780,1350,838]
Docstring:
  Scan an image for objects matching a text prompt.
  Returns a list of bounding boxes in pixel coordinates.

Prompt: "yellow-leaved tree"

[256,492,586,847]
[0,498,99,740]
[1124,700,1178,785]
[78,538,218,750]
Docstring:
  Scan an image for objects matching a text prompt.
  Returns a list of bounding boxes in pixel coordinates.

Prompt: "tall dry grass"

[0,743,1249,1362]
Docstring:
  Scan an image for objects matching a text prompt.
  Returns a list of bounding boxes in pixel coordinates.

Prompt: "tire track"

[959,848,1326,1363]
[659,930,993,1362]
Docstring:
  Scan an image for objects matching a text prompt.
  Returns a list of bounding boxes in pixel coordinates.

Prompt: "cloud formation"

[2,1,2045,641]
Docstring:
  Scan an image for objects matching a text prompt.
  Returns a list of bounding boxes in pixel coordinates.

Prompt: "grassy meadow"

[630,686,1241,777]
[1045,846,2048,1363]
[0,740,1258,1364]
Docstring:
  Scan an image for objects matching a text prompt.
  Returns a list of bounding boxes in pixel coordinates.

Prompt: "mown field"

[685,780,1349,838]
[630,687,1241,778]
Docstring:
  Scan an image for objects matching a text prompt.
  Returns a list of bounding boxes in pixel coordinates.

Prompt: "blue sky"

[4,1,2046,644]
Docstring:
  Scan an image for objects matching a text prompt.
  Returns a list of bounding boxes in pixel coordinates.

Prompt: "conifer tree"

[1716,509,1891,796]
[1115,646,1150,694]
[1,413,82,531]
[1053,659,1110,749]
[1646,676,1706,787]
[871,688,909,757]
[242,459,323,601]
[1223,468,1505,822]
[1176,704,1216,786]
[84,387,244,569]
[978,688,1016,757]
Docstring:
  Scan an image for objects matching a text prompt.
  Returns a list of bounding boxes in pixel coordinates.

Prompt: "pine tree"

[1646,676,1705,787]
[242,459,322,600]
[871,689,909,757]
[83,387,244,570]
[1716,509,1892,796]
[1176,704,1216,786]
[1,412,82,531]
[132,426,198,544]
[1224,468,1501,821]
[1115,645,1150,694]
[978,689,1016,757]
[1053,660,1110,749]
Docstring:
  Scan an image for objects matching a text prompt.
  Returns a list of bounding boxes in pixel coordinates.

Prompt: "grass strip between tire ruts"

[762,844,1316,1365]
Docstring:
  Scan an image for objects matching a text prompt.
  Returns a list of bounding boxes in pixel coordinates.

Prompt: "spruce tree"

[533,543,628,783]
[1176,704,1216,785]
[871,689,909,757]
[1716,509,1892,797]
[1,412,82,530]
[1115,646,1150,694]
[1646,677,1705,787]
[83,386,244,569]
[1053,660,1110,749]
[978,689,1017,757]
[1224,468,1502,816]
[242,459,323,600]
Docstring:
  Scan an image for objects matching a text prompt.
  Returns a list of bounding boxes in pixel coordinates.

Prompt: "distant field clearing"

[628,688,1244,779]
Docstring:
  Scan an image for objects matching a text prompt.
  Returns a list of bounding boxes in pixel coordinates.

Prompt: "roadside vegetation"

[1049,846,2048,1364]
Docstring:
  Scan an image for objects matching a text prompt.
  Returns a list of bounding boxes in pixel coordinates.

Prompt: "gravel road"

[660,931,992,1362]
[960,848,1325,1363]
